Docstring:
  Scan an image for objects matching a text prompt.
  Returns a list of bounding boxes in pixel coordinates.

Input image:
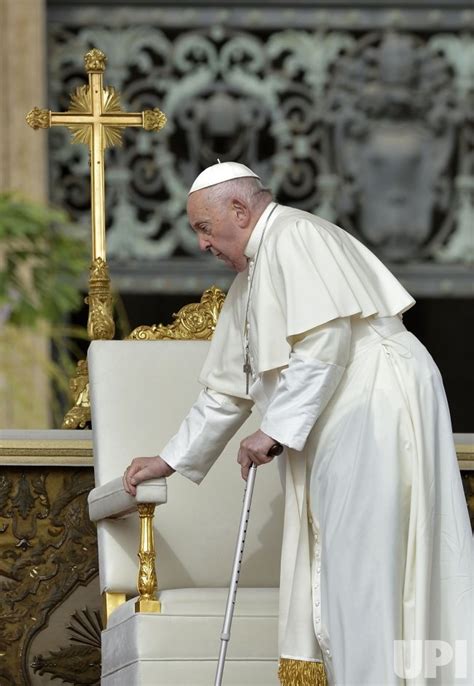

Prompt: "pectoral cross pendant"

[243,354,251,395]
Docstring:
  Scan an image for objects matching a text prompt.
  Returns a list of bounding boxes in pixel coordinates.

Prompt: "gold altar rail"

[0,433,93,465]
[456,442,474,470]
[1,433,472,469]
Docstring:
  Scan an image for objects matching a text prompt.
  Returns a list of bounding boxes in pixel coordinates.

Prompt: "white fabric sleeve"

[160,389,253,484]
[260,318,351,451]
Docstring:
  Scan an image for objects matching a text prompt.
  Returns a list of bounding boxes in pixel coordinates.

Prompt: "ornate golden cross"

[26,48,166,263]
[26,48,167,429]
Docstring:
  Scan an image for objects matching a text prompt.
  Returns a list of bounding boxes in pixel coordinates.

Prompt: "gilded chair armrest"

[88,476,167,521]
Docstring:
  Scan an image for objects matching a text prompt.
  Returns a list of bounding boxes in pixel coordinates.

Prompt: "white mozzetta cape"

[199,204,415,396]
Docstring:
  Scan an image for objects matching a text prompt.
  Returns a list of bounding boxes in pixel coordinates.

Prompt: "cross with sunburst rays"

[24,49,167,426]
[26,48,167,263]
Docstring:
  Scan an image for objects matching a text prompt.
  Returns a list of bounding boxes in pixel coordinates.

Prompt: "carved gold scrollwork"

[86,258,115,341]
[143,108,168,132]
[137,550,158,598]
[135,503,161,613]
[127,286,226,341]
[62,360,91,430]
[0,467,97,684]
[84,48,107,73]
[25,107,50,130]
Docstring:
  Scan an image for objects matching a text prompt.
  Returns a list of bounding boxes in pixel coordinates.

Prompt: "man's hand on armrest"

[123,456,175,496]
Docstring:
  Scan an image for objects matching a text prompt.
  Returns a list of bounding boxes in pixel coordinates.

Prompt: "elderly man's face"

[187,191,250,272]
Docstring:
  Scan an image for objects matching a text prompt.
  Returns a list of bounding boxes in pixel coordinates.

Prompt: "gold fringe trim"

[278,657,328,686]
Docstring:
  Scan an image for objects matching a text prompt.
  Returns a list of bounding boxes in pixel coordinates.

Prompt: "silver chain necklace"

[243,203,278,394]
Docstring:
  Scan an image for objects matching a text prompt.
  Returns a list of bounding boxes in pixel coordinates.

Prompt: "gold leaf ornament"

[25,107,50,130]
[143,108,168,132]
[84,48,107,73]
[137,551,158,598]
[127,286,225,341]
[62,360,91,430]
[86,258,115,340]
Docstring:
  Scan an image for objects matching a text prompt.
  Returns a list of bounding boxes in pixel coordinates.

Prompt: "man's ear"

[231,199,251,228]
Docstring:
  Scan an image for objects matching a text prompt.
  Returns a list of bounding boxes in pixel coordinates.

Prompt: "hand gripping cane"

[214,442,283,686]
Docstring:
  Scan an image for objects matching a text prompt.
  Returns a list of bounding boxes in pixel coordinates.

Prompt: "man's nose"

[198,235,211,252]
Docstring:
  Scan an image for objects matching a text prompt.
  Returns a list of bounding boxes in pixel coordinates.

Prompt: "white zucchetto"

[188,162,260,195]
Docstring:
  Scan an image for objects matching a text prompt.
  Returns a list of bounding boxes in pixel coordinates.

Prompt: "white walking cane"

[215,442,283,686]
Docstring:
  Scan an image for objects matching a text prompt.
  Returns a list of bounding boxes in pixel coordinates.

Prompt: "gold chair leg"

[102,591,127,628]
[135,503,161,613]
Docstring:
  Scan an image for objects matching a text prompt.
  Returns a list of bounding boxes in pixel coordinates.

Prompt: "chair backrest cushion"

[88,340,284,595]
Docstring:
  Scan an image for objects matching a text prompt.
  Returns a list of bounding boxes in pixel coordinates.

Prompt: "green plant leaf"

[0,192,88,327]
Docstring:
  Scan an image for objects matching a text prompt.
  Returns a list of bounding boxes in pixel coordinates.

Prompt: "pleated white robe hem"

[301,319,473,686]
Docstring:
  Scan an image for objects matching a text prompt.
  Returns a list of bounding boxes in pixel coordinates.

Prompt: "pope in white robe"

[124,162,473,686]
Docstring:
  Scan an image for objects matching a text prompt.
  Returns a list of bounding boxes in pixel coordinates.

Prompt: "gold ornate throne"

[87,287,285,685]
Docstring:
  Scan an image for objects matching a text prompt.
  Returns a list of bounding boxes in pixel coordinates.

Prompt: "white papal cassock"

[161,203,473,685]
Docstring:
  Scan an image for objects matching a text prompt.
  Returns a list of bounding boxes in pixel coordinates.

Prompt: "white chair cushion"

[108,587,278,623]
[102,588,279,685]
[101,660,278,686]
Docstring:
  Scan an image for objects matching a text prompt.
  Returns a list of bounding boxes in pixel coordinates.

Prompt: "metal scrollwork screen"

[47,3,474,295]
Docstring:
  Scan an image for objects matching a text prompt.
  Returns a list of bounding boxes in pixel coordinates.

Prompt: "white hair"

[204,177,272,211]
